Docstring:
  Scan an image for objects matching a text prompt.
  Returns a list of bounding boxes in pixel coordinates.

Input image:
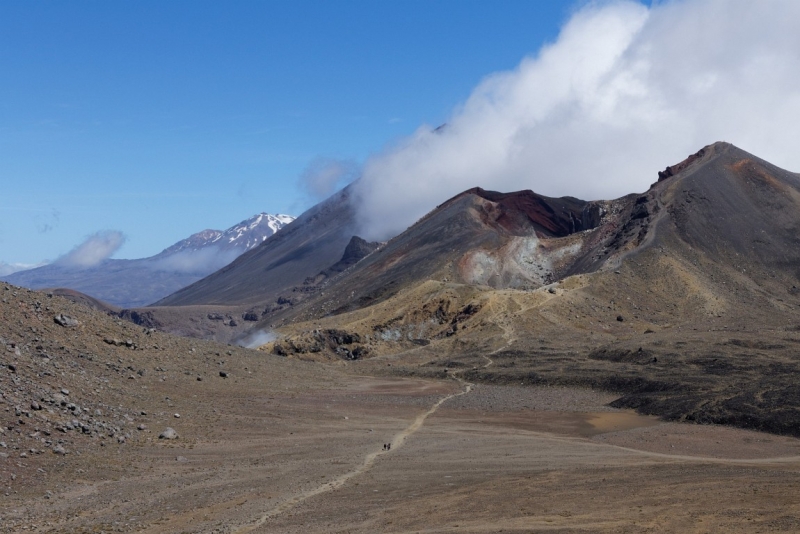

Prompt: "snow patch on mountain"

[159,213,295,257]
[220,213,295,250]
[149,213,295,275]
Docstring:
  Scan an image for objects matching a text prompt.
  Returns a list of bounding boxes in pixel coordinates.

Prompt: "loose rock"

[53,314,79,327]
[158,427,178,440]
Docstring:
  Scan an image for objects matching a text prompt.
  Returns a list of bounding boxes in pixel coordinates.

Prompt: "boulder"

[158,427,178,440]
[54,314,79,327]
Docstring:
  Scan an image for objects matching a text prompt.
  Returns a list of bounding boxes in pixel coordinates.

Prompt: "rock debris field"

[3,283,800,533]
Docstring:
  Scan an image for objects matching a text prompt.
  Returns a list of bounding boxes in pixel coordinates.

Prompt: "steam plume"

[56,230,126,269]
[236,329,277,349]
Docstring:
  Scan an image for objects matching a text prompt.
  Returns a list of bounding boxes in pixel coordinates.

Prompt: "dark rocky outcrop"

[313,236,381,282]
[657,147,707,182]
[118,309,162,329]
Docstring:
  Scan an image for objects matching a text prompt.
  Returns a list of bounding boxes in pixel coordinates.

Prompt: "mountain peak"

[158,213,296,257]
[653,141,761,185]
[217,213,295,251]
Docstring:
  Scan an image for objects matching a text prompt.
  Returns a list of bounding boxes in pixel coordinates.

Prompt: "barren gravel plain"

[3,285,800,533]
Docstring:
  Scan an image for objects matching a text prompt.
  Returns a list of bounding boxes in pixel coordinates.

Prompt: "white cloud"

[56,230,126,268]
[149,246,239,275]
[352,0,800,241]
[299,157,359,202]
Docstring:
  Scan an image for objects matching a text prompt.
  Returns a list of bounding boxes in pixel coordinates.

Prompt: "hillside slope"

[155,186,356,307]
[261,142,800,436]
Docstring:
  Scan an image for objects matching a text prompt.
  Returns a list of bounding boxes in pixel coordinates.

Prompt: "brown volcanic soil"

[4,283,800,533]
[47,288,121,315]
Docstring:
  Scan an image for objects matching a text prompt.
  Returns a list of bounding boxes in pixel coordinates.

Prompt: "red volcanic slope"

[440,187,600,237]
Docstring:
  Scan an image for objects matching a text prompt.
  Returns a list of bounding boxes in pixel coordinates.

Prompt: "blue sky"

[5,0,800,269]
[0,0,580,264]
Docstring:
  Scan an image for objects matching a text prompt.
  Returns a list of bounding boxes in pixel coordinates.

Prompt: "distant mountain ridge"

[1,212,295,308]
[160,213,295,256]
[154,187,357,307]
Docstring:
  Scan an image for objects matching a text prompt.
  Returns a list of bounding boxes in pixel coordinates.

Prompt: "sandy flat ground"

[254,381,800,534]
[5,372,800,533]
